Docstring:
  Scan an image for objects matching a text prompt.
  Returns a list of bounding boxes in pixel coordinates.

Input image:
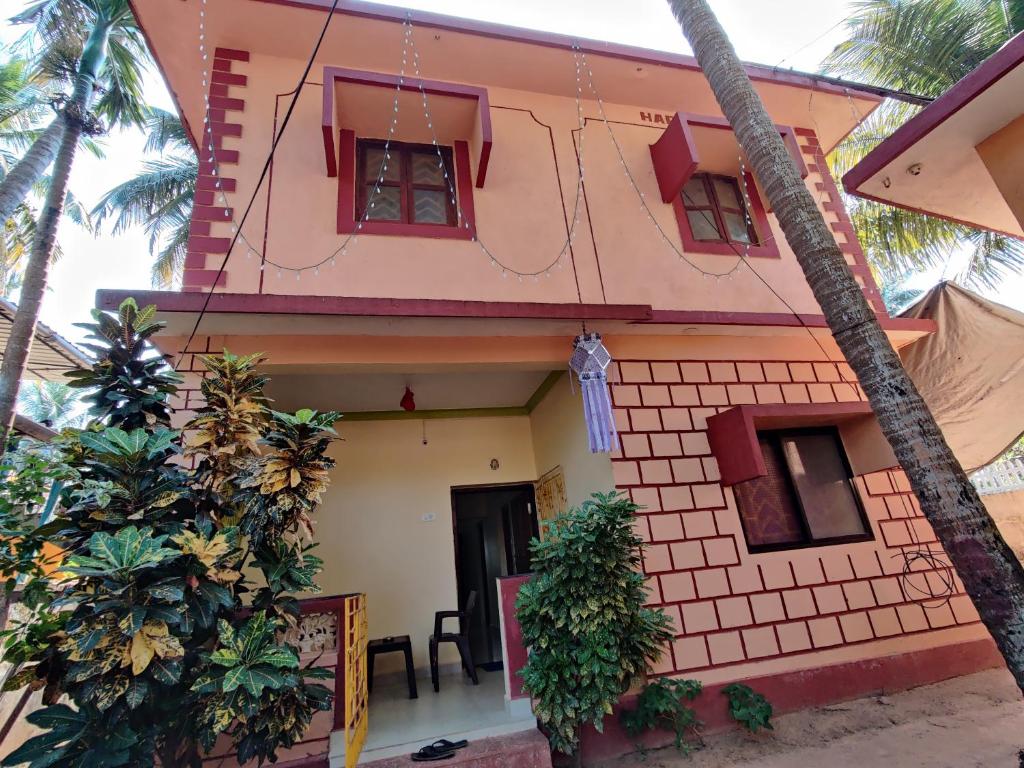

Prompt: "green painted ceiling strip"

[343,406,529,421]
[342,370,563,422]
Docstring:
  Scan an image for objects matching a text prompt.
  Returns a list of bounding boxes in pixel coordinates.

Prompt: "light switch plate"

[421,512,436,522]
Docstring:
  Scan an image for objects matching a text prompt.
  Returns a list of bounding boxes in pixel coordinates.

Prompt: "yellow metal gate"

[343,594,368,768]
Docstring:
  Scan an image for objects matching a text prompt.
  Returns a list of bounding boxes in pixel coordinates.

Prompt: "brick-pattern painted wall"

[183,47,249,292]
[609,357,984,677]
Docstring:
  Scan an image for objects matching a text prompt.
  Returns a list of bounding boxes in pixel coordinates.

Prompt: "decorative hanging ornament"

[569,332,618,453]
[400,386,416,412]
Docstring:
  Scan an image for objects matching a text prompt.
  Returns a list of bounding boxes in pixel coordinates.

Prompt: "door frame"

[448,482,539,653]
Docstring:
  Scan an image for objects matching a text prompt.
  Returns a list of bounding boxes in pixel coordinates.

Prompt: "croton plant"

[0,299,341,767]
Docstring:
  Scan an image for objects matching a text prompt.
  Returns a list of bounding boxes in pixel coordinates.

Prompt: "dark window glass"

[680,173,758,245]
[734,428,871,552]
[356,139,456,226]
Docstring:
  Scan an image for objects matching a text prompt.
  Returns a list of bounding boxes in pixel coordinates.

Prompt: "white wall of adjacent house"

[311,416,538,673]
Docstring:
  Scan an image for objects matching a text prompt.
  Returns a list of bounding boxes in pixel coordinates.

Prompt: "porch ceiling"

[265,369,551,413]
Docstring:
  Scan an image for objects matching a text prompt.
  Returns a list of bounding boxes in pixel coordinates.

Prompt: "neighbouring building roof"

[0,297,90,380]
[898,282,1024,471]
[843,30,1024,236]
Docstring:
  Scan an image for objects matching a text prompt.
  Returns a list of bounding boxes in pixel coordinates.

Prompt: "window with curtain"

[356,139,456,226]
[733,428,871,552]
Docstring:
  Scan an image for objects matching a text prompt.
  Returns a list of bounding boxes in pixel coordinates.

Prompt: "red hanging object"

[400,386,416,411]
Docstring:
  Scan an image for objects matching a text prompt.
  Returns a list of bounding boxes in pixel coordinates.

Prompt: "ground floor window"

[734,427,872,552]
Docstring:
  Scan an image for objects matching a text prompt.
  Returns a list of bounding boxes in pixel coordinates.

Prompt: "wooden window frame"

[736,426,874,554]
[682,173,757,245]
[356,139,458,227]
[672,171,780,258]
[337,131,476,240]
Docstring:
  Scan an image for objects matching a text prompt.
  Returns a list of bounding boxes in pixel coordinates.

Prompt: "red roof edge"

[843,30,1024,197]
[94,290,936,334]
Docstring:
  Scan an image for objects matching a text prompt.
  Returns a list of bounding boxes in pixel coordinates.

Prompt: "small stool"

[367,635,418,699]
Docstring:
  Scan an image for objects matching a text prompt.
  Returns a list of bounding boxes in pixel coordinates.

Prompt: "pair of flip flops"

[410,739,468,762]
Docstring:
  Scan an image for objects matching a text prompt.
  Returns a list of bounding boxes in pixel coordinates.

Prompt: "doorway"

[451,484,538,669]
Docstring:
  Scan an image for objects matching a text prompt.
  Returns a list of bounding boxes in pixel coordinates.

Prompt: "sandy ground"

[604,668,1024,768]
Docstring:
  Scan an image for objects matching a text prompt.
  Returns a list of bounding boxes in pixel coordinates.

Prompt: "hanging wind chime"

[569,332,618,453]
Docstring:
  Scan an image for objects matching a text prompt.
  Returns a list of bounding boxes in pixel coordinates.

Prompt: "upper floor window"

[733,428,871,553]
[357,139,457,226]
[681,173,757,246]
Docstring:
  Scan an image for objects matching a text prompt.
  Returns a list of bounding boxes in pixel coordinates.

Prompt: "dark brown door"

[452,484,538,667]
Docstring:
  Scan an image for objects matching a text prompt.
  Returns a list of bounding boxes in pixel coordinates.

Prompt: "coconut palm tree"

[0,0,145,449]
[0,52,94,297]
[0,1,149,223]
[823,0,1024,291]
[668,0,1024,694]
[92,108,197,288]
[16,380,84,428]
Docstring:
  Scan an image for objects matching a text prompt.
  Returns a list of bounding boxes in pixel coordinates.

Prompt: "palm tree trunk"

[0,16,113,450]
[668,0,1024,693]
[0,119,64,224]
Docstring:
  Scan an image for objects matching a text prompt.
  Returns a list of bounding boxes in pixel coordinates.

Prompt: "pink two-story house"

[99,1,1002,764]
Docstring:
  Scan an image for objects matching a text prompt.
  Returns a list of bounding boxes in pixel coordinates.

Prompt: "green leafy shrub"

[516,492,673,761]
[621,677,703,752]
[722,683,773,732]
[0,299,341,767]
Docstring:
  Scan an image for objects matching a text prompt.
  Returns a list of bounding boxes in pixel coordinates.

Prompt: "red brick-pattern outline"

[183,47,249,292]
[794,127,887,314]
[610,358,982,676]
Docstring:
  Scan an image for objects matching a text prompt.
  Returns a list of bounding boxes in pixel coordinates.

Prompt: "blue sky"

[5,0,1022,345]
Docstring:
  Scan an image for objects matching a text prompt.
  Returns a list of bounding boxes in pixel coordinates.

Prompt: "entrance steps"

[356,729,551,768]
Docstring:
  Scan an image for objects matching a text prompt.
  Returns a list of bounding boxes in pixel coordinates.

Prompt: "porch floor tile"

[331,669,536,765]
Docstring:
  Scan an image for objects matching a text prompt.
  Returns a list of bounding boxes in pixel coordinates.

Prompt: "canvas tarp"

[899,281,1024,472]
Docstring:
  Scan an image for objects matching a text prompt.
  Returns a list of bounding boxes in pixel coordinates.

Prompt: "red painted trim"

[297,595,356,731]
[336,129,356,234]
[214,47,251,62]
[707,402,874,486]
[182,270,227,288]
[335,132,476,240]
[650,113,808,204]
[640,310,935,333]
[211,70,247,87]
[94,290,654,321]
[844,30,1024,199]
[93,290,938,333]
[247,0,884,104]
[579,637,1003,762]
[671,172,781,259]
[650,113,700,203]
[187,236,231,254]
[498,575,531,699]
[321,66,492,187]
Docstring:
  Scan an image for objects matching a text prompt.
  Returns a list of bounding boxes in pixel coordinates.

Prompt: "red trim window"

[356,139,457,226]
[672,172,780,258]
[733,427,872,553]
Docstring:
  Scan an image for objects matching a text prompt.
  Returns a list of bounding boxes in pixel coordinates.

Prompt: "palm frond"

[16,380,85,428]
[823,0,1024,292]
[151,214,190,289]
[822,0,1019,96]
[958,229,1024,290]
[91,156,197,235]
[143,108,191,154]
